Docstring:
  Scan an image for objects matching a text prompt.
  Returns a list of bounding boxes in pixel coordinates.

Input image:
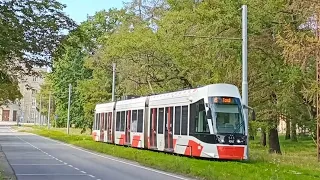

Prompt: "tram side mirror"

[206,109,212,119]
[243,104,256,121]
[251,110,256,121]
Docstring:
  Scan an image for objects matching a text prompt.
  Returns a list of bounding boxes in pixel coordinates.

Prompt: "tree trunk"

[291,122,297,142]
[260,129,266,146]
[268,128,282,154]
[249,135,255,140]
[285,119,291,140]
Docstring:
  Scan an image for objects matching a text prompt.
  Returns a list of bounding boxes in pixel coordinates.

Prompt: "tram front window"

[208,97,245,135]
[214,104,244,134]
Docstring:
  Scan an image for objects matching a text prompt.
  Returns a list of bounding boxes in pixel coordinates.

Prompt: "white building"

[0,66,47,123]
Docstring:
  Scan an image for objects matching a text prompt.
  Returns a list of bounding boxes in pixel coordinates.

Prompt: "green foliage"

[36,72,55,123]
[39,0,319,156]
[0,0,75,105]
[39,8,127,131]
[0,71,22,105]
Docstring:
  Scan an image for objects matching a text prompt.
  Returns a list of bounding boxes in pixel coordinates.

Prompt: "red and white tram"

[92,83,255,160]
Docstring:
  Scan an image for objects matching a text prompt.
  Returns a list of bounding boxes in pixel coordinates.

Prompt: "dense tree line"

[0,0,315,154]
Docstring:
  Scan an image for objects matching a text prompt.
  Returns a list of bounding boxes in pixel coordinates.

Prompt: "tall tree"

[0,0,75,104]
[46,8,128,131]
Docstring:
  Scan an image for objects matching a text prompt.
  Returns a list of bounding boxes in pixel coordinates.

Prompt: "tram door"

[107,112,113,142]
[165,107,174,151]
[100,113,105,141]
[125,110,131,145]
[150,108,158,148]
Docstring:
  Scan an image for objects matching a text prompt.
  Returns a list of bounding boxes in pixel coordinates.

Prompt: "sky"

[44,0,130,72]
[58,0,131,24]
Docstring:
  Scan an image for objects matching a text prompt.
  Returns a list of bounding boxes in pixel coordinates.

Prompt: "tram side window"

[104,113,108,130]
[196,99,209,133]
[116,112,120,131]
[97,113,101,130]
[158,108,164,134]
[94,114,98,130]
[137,109,143,133]
[131,110,138,132]
[165,107,173,131]
[100,113,104,130]
[189,99,209,134]
[181,106,188,135]
[174,107,181,135]
[150,108,158,134]
[120,111,126,131]
[189,102,196,134]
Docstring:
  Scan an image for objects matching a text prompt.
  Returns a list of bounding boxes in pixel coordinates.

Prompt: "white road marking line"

[6,155,49,157]
[9,133,90,178]
[16,174,88,176]
[0,144,30,146]
[11,164,65,166]
[74,167,79,170]
[7,157,54,160]
[33,133,190,180]
[0,143,28,145]
[88,174,95,178]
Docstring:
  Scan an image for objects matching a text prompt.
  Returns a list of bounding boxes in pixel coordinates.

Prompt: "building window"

[31,109,35,119]
[32,98,36,106]
[32,89,37,95]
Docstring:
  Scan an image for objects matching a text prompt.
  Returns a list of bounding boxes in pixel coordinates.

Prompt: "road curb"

[0,145,17,180]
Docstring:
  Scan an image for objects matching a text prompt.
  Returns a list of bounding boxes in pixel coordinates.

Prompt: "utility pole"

[47,92,51,129]
[67,83,71,134]
[242,4,249,160]
[39,95,42,126]
[316,13,320,162]
[112,63,116,102]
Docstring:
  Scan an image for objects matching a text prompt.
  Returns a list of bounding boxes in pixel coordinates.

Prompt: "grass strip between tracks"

[17,126,320,180]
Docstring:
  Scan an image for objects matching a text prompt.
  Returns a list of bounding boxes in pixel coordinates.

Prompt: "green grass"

[17,126,320,180]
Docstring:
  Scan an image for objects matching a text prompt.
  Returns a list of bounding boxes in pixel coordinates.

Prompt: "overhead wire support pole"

[47,92,51,129]
[39,95,42,126]
[112,63,116,102]
[316,13,320,162]
[242,4,249,160]
[67,83,71,135]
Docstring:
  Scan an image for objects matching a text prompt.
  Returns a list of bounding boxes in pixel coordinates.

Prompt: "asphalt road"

[0,126,193,180]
